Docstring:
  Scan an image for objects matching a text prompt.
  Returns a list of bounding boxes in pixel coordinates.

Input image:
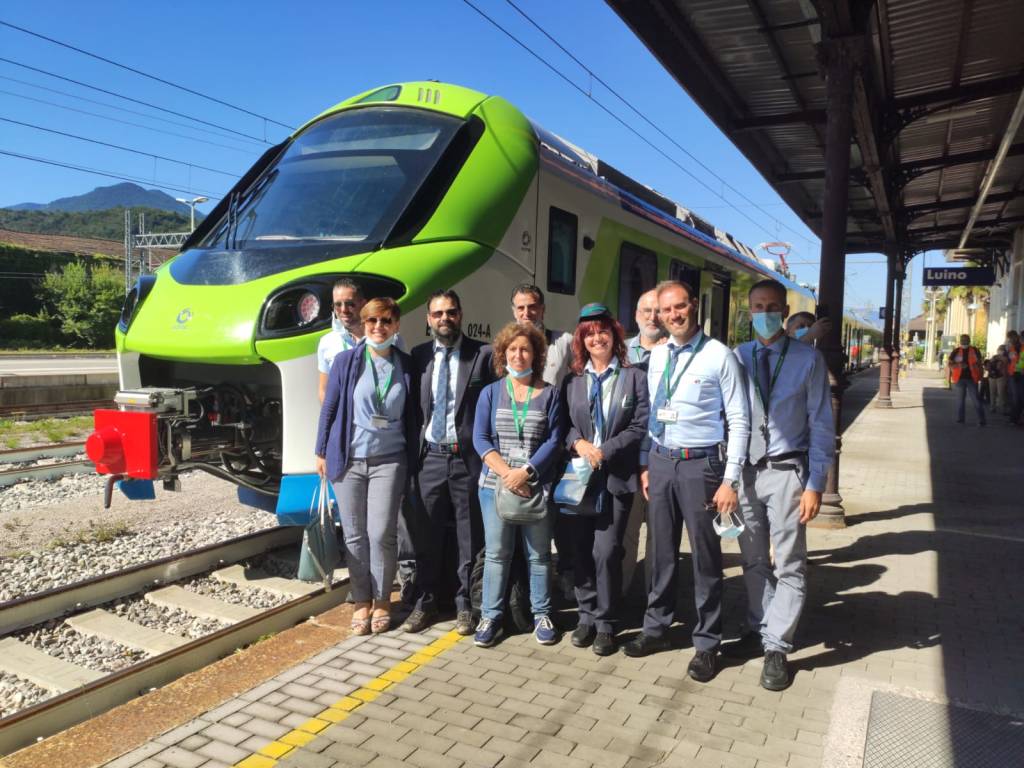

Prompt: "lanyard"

[364,346,395,414]
[506,377,534,445]
[663,335,708,400]
[752,336,790,413]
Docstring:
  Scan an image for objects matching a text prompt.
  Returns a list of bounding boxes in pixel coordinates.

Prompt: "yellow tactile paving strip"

[234,630,465,768]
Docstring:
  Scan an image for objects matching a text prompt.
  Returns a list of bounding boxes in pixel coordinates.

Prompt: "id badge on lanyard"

[370,414,389,429]
[507,445,529,464]
[656,407,678,424]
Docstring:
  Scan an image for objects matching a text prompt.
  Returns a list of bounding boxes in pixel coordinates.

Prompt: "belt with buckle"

[652,444,717,461]
[750,450,806,470]
[426,442,460,455]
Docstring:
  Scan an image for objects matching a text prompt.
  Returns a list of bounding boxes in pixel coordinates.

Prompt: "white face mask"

[506,366,533,379]
[365,335,395,351]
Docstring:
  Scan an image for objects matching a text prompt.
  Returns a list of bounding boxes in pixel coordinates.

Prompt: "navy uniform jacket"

[561,364,650,495]
[411,334,494,480]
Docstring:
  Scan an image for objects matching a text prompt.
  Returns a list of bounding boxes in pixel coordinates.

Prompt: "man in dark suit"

[401,289,495,635]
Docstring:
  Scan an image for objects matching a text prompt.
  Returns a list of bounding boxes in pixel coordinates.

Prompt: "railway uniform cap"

[579,302,612,321]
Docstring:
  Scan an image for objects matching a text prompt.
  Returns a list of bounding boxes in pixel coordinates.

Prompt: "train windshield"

[202,107,462,248]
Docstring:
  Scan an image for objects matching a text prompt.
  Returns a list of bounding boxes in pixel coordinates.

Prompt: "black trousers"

[570,490,633,634]
[412,450,481,614]
[643,449,724,651]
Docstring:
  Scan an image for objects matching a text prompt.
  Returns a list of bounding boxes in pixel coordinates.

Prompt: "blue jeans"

[479,487,552,621]
[954,379,985,424]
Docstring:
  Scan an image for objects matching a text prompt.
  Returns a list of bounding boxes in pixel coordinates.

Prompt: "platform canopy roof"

[606,0,1024,262]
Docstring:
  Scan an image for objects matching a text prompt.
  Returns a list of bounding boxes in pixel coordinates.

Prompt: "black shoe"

[622,633,671,658]
[760,650,790,691]
[721,631,763,659]
[592,632,616,656]
[687,650,718,682]
[399,608,435,633]
[571,623,596,648]
[454,611,475,636]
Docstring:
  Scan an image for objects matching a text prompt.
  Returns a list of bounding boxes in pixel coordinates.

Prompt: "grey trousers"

[333,453,407,603]
[737,461,808,654]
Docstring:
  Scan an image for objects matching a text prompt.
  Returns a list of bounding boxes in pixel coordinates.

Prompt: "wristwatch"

[524,464,538,482]
[728,478,740,491]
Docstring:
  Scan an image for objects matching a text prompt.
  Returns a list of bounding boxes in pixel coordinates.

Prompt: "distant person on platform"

[728,279,834,692]
[625,289,668,368]
[947,334,985,427]
[987,346,1009,415]
[786,311,831,346]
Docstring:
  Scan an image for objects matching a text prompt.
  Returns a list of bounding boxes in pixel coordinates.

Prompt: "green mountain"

[0,207,193,241]
[8,182,192,215]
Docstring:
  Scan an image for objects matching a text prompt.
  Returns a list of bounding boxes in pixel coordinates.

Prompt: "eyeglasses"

[333,300,358,309]
[429,309,460,319]
[365,316,394,326]
[638,308,659,316]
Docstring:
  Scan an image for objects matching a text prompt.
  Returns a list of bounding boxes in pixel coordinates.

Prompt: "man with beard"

[318,279,365,403]
[401,289,495,634]
[625,289,668,369]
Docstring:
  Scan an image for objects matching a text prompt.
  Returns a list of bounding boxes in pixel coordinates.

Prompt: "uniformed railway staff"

[624,289,667,369]
[729,279,834,690]
[626,280,750,686]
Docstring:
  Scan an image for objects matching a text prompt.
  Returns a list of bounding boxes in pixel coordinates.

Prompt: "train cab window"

[547,207,578,295]
[618,242,657,334]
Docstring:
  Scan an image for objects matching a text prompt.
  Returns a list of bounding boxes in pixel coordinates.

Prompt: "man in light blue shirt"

[728,279,834,692]
[624,280,750,686]
[318,279,365,403]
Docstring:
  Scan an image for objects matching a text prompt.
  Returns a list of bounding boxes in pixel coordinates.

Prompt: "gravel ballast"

[0,671,50,717]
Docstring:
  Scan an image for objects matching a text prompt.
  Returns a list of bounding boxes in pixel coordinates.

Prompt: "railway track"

[0,442,92,488]
[0,400,110,420]
[0,526,350,755]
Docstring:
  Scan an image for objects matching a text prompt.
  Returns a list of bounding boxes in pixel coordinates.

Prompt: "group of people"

[314,277,834,691]
[945,330,1024,426]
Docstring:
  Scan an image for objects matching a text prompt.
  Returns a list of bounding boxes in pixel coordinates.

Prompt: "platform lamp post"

[175,196,208,232]
[924,287,940,368]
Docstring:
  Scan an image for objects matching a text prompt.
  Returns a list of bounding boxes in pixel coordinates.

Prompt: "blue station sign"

[922,266,995,287]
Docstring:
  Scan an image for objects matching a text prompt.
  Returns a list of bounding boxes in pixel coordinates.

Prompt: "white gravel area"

[0,671,50,717]
[0,470,284,600]
[16,619,146,673]
[0,469,107,515]
[112,595,229,639]
[183,574,289,611]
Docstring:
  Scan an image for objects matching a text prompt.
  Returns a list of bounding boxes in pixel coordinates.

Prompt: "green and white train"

[86,81,815,512]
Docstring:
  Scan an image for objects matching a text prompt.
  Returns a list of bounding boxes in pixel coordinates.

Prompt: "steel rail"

[0,527,302,635]
[0,441,86,464]
[0,459,93,487]
[0,566,348,756]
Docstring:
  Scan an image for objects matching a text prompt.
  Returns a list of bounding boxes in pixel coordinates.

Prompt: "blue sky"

[0,0,932,320]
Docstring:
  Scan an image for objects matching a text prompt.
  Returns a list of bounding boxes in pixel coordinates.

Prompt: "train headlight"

[296,292,320,326]
[118,275,157,333]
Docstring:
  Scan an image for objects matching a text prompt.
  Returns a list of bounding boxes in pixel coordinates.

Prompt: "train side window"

[669,259,701,298]
[618,242,657,334]
[547,207,578,295]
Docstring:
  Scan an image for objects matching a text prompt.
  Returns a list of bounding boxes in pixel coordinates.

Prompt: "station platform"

[5,368,1022,768]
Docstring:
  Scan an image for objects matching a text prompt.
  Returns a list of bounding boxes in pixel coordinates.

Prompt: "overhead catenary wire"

[0,18,295,131]
[0,116,240,177]
[0,88,263,155]
[0,73,268,151]
[0,148,223,201]
[461,0,818,251]
[0,56,275,145]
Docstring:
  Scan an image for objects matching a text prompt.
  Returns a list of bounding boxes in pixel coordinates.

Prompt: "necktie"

[430,347,451,443]
[756,345,772,406]
[649,344,684,437]
[589,368,615,440]
[749,345,772,463]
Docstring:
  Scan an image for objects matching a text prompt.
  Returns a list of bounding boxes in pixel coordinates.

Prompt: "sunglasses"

[429,309,460,319]
[365,316,394,326]
[333,300,358,309]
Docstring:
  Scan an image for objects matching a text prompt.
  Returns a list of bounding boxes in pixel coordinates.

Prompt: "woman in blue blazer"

[316,297,419,635]
[560,303,650,655]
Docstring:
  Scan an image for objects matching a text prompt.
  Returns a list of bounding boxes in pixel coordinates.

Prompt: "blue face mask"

[751,312,783,339]
[794,327,810,340]
[713,511,746,540]
[365,335,395,351]
[506,366,533,379]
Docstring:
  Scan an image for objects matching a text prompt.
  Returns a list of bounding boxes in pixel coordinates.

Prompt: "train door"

[618,242,657,334]
[669,259,701,296]
[703,273,730,342]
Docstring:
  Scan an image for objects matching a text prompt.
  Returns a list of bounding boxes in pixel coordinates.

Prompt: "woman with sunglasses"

[315,297,418,634]
[560,304,649,655]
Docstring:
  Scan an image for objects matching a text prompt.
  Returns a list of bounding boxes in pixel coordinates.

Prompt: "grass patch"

[50,519,132,548]
[0,416,93,446]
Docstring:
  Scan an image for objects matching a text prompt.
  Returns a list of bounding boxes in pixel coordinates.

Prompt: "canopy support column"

[877,250,897,407]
